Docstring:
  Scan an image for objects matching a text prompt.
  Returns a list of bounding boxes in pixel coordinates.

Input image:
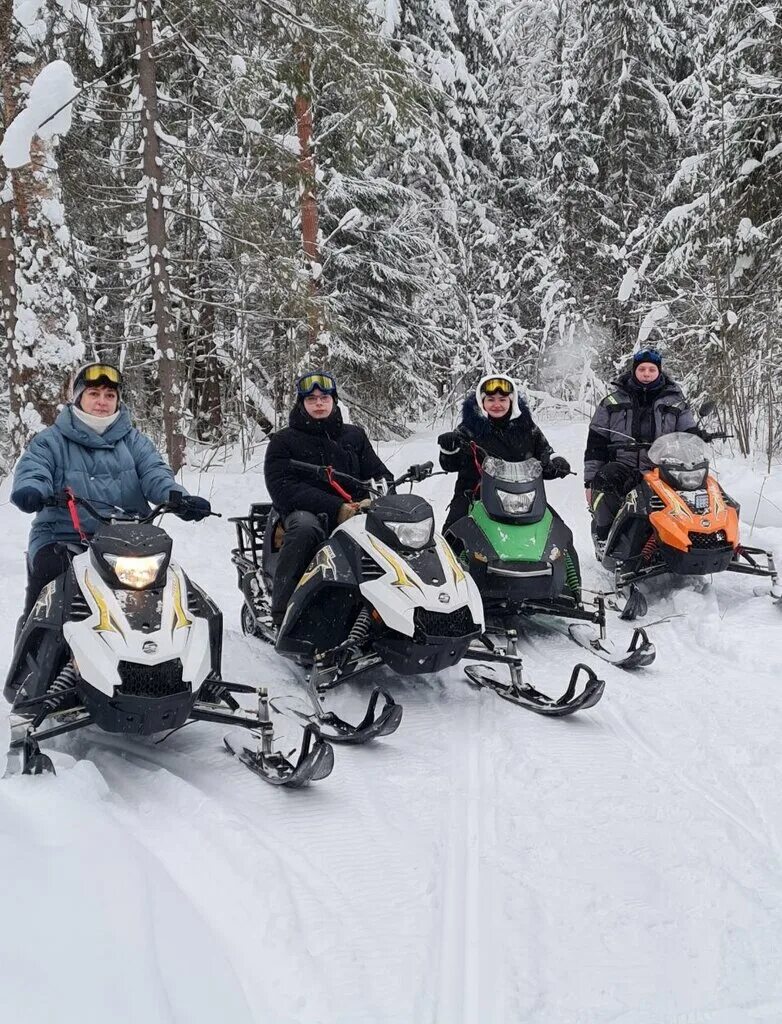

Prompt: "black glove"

[176,495,212,522]
[13,487,45,514]
[593,463,640,496]
[542,456,571,480]
[438,431,462,452]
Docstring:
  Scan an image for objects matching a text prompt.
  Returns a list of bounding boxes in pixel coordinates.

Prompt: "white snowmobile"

[4,490,333,787]
[232,461,603,729]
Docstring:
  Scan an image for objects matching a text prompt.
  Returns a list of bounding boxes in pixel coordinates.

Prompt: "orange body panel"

[645,468,739,553]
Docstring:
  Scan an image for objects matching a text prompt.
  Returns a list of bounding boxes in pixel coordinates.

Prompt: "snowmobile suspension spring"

[564,552,581,599]
[347,607,373,648]
[641,535,657,563]
[32,664,80,727]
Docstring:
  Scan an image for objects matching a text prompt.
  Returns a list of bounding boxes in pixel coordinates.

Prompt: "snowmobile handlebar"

[289,459,435,496]
[44,490,220,524]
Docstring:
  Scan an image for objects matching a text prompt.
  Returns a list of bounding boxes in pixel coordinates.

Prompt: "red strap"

[470,442,483,495]
[326,466,353,503]
[65,487,87,542]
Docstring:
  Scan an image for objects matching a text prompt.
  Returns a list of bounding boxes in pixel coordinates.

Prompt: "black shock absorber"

[33,663,80,727]
[347,607,373,649]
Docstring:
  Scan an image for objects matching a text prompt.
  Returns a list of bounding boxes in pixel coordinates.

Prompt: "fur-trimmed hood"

[460,389,534,441]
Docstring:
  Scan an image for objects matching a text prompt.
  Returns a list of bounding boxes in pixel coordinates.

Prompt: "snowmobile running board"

[463,632,605,717]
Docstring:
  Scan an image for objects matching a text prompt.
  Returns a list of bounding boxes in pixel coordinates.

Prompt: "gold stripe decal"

[368,536,421,591]
[83,571,120,634]
[172,572,192,630]
[441,538,465,584]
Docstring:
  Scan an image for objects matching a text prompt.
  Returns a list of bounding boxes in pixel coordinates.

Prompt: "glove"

[542,456,571,480]
[13,487,45,514]
[438,431,462,452]
[176,495,212,522]
[337,502,359,525]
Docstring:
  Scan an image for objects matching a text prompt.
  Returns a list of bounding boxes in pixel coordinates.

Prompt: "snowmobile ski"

[272,686,403,745]
[566,623,655,669]
[463,630,605,716]
[223,724,333,787]
[464,662,604,717]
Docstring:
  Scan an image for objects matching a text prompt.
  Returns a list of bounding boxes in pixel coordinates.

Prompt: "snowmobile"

[444,446,653,675]
[597,431,781,620]
[232,461,602,722]
[4,490,333,787]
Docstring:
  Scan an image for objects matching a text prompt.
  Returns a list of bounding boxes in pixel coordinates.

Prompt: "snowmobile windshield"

[648,433,709,470]
[482,456,542,485]
[648,432,709,490]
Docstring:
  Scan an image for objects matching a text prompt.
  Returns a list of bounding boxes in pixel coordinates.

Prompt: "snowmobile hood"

[55,404,134,449]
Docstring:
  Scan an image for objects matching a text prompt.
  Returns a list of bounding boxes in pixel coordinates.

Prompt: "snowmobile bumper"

[659,539,735,576]
[373,632,476,676]
[79,681,195,735]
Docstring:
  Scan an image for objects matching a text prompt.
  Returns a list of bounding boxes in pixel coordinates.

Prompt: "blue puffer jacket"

[11,405,186,561]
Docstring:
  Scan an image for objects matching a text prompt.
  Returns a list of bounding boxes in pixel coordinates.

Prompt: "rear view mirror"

[698,401,717,419]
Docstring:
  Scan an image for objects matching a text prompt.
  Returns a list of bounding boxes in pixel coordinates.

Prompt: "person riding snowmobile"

[583,349,697,545]
[438,373,571,534]
[263,371,393,627]
[10,361,211,624]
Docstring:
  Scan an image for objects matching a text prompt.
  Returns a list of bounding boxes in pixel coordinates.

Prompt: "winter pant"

[270,511,327,620]
[590,461,641,541]
[18,544,73,637]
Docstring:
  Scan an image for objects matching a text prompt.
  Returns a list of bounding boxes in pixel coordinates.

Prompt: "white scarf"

[72,405,121,435]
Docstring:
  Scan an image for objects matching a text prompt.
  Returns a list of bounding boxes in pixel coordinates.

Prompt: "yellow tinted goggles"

[297,373,337,397]
[82,363,122,385]
[481,376,514,396]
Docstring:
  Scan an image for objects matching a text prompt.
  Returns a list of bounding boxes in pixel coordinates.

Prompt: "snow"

[0,60,78,169]
[617,265,637,302]
[2,423,782,1022]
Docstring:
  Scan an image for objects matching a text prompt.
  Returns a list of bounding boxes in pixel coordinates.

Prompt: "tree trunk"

[1,0,83,454]
[136,1,185,470]
[294,53,326,362]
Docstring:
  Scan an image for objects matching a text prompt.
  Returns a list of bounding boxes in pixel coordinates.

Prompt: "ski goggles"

[297,372,337,398]
[480,376,514,397]
[78,363,123,387]
[632,349,662,367]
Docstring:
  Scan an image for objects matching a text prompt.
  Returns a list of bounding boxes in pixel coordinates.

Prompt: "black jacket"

[440,393,554,504]
[264,403,392,530]
[583,372,697,484]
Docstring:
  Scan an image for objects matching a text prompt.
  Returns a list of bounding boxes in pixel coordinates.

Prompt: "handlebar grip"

[290,459,319,473]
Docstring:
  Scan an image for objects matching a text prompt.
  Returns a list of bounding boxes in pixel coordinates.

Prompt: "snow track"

[2,425,782,1022]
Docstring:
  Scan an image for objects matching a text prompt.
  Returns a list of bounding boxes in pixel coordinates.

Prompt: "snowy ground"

[2,422,782,1024]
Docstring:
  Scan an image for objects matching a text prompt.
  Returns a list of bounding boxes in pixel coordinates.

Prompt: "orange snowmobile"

[599,432,781,619]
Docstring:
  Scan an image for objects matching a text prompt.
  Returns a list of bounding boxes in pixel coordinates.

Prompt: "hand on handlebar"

[175,495,212,522]
[542,456,571,480]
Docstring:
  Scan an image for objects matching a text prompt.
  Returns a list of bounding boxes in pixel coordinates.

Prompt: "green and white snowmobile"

[445,451,655,675]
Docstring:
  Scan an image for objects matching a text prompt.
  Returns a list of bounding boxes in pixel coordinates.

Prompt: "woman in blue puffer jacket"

[11,362,212,621]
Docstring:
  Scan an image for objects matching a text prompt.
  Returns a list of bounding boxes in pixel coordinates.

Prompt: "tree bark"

[136,1,185,470]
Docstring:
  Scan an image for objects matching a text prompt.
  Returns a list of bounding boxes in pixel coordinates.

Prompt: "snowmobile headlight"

[104,553,166,589]
[667,466,708,491]
[384,517,434,550]
[497,488,535,515]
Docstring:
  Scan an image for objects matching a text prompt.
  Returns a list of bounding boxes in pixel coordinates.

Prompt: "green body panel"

[469,501,552,561]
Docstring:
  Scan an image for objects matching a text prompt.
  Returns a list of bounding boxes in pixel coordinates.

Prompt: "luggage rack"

[229,502,273,579]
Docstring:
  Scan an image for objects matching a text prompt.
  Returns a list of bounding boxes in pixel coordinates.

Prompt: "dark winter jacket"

[440,393,555,506]
[11,405,186,561]
[264,403,392,531]
[583,371,697,485]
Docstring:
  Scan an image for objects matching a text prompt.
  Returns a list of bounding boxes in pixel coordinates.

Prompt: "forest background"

[1,0,780,471]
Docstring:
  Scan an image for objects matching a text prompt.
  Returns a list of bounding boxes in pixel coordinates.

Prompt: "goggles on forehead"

[633,349,662,367]
[480,376,514,397]
[80,363,123,387]
[297,373,337,397]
